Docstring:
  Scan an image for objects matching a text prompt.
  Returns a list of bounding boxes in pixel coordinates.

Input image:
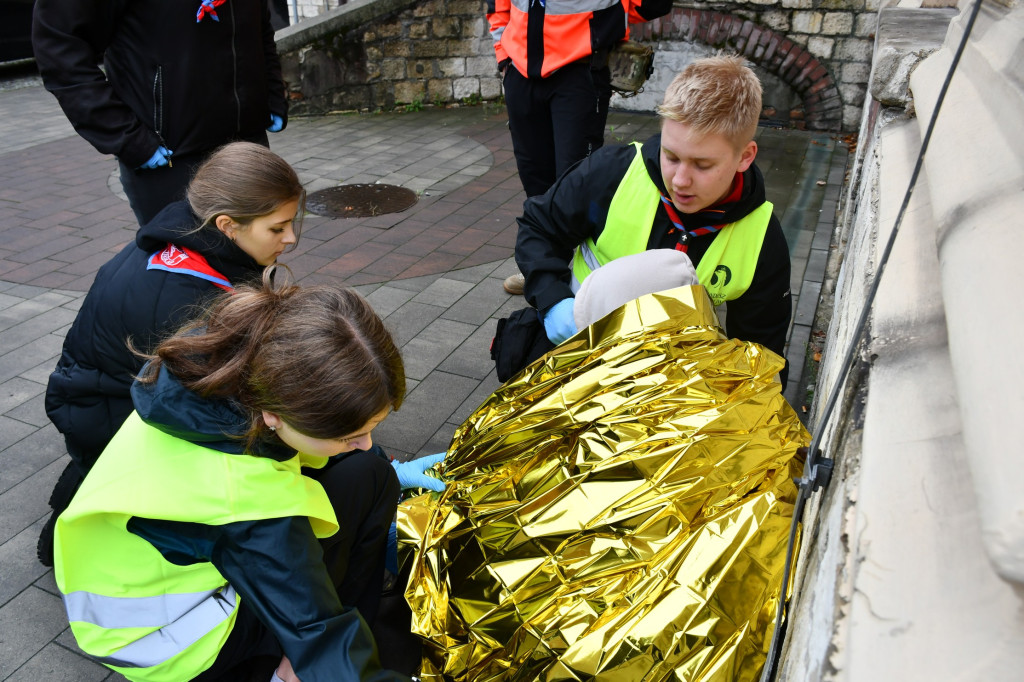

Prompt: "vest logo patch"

[709,265,732,289]
[159,245,189,267]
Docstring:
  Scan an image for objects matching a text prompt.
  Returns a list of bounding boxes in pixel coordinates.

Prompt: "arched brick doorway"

[632,9,843,131]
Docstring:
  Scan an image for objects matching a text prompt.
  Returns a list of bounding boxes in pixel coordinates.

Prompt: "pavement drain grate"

[306,184,418,218]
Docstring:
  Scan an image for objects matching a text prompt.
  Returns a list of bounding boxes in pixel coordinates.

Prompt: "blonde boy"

[512,55,793,384]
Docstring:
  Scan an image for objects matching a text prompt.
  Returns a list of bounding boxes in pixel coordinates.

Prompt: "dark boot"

[37,461,84,567]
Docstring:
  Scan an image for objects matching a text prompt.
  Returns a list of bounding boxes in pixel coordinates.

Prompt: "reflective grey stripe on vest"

[510,0,619,14]
[63,585,237,669]
[570,242,603,293]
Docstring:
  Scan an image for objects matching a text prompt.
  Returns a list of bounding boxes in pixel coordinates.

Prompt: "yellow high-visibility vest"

[55,412,339,682]
[572,141,773,306]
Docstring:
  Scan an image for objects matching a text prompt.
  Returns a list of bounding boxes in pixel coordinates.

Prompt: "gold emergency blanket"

[398,285,809,681]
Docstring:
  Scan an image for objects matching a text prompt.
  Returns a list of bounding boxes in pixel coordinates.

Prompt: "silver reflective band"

[571,243,602,293]
[64,585,238,669]
[510,0,619,14]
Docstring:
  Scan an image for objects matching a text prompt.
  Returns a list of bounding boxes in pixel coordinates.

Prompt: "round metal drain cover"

[306,183,418,218]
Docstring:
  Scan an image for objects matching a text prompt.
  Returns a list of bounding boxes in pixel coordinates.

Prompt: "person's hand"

[267,114,284,133]
[391,453,446,491]
[542,298,578,344]
[138,146,173,169]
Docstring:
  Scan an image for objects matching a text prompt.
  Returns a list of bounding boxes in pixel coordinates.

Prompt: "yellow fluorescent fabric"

[398,285,808,681]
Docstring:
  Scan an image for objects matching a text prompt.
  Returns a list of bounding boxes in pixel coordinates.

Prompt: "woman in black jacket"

[38,141,305,566]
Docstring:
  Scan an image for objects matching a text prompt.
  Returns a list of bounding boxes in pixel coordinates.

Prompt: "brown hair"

[138,267,405,450]
[187,141,306,252]
[656,54,763,150]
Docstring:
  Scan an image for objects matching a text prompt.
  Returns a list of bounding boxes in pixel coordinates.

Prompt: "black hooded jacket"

[31,0,287,168]
[516,133,793,381]
[44,201,264,467]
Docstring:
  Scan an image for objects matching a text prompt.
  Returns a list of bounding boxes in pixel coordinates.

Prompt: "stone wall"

[277,0,502,115]
[277,0,875,129]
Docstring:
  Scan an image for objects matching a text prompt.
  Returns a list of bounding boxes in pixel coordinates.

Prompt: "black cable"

[759,1,985,678]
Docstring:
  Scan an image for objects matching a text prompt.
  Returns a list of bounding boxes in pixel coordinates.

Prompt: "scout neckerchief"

[197,0,227,22]
[147,244,233,291]
[659,172,744,254]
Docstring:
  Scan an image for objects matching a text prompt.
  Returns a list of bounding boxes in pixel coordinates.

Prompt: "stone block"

[822,11,854,35]
[856,12,878,37]
[835,36,874,62]
[453,78,480,100]
[807,35,835,58]
[393,81,426,105]
[869,8,956,106]
[413,40,450,58]
[480,77,502,100]
[781,0,813,8]
[383,41,412,58]
[409,22,429,39]
[432,16,461,38]
[409,60,436,78]
[466,55,498,77]
[428,75,453,100]
[843,61,871,84]
[438,57,467,77]
[792,11,823,34]
[762,10,790,31]
[382,58,407,80]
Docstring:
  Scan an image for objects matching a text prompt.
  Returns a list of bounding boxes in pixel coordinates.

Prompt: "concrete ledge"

[275,0,420,53]
[870,7,957,107]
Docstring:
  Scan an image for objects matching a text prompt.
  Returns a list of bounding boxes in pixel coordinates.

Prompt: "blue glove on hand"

[391,453,446,491]
[542,298,578,344]
[267,114,284,133]
[139,146,172,169]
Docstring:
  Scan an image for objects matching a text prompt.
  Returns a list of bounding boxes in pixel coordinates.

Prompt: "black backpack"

[490,307,556,382]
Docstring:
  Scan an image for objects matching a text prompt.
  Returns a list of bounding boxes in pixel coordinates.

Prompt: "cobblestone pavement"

[0,72,846,680]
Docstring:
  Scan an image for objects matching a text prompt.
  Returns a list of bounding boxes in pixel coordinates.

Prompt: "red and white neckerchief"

[197,0,228,23]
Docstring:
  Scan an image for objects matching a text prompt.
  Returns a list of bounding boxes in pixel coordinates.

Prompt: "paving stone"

[374,371,479,453]
[0,518,49,608]
[449,370,503,426]
[410,277,475,307]
[0,306,77,356]
[0,425,64,495]
[441,276,514,325]
[8,642,109,682]
[383,300,446,348]
[794,279,823,328]
[364,285,418,318]
[436,319,499,380]
[5,393,49,428]
[401,318,477,381]
[0,586,67,679]
[0,376,45,415]
[0,458,62,545]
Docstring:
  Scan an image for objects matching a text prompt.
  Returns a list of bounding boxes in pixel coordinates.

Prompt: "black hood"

[136,201,265,286]
[641,133,769,230]
[131,361,296,461]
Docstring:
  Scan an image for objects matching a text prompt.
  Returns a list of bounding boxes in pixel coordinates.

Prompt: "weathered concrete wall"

[276,0,878,130]
[781,1,1024,678]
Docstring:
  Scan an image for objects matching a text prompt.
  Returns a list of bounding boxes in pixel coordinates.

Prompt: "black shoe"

[37,461,84,567]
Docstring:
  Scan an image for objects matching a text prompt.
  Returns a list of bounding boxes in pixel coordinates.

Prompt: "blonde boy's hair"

[656,55,763,149]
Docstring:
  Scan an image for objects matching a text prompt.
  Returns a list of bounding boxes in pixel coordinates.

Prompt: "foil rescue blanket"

[398,285,810,681]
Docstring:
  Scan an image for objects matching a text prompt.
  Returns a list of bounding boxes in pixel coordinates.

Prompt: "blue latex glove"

[542,298,578,344]
[138,146,173,169]
[391,453,446,491]
[267,114,284,133]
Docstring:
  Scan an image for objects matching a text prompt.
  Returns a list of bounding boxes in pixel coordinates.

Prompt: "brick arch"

[632,9,843,132]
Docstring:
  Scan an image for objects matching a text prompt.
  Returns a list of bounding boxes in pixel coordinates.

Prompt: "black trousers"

[193,448,400,681]
[503,61,612,197]
[117,132,269,226]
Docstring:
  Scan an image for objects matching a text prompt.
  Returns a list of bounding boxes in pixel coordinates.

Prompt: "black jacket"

[44,201,264,467]
[32,0,287,168]
[126,367,405,682]
[516,134,793,379]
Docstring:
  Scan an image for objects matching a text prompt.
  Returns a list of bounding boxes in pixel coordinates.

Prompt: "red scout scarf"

[147,244,233,291]
[659,172,744,254]
[196,0,228,22]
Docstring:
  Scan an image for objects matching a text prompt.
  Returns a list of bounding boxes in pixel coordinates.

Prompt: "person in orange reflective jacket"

[487,0,671,296]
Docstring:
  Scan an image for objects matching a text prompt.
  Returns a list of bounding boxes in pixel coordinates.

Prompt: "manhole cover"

[306,184,418,218]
